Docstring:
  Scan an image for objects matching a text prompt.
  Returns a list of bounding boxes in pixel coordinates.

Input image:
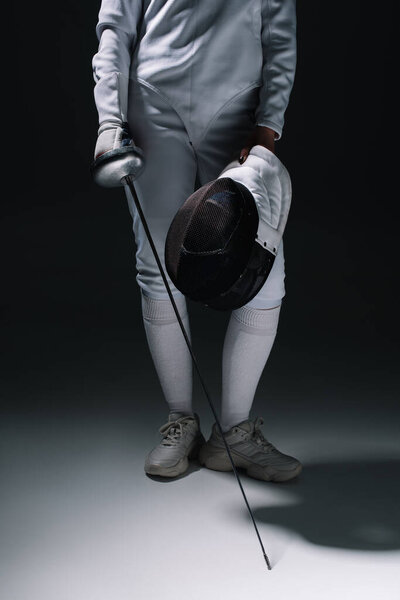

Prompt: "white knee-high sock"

[141,292,193,415]
[220,304,281,432]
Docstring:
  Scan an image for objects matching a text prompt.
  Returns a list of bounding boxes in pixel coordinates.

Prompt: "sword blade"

[124,175,272,570]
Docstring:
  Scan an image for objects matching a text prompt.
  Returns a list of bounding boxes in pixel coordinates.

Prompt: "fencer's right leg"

[124,82,199,414]
[124,82,205,476]
[141,290,193,415]
[140,292,207,478]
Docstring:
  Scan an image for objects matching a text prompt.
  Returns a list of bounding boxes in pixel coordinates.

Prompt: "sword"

[92,145,272,570]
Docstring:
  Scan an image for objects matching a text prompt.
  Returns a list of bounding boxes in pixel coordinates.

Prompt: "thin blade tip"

[264,554,272,570]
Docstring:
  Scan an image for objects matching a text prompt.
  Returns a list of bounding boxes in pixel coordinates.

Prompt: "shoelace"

[159,417,194,446]
[251,417,276,452]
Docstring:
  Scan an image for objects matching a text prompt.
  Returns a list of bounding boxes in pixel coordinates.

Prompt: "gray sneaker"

[145,412,206,478]
[199,417,302,482]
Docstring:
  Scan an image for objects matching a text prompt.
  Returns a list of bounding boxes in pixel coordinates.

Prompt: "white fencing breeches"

[124,81,286,310]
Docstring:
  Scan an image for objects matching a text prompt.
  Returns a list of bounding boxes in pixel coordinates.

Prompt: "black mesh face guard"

[165,177,274,310]
[204,242,275,310]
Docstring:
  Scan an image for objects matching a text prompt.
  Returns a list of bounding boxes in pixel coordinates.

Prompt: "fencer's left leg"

[198,240,302,481]
[123,83,207,477]
[220,238,286,431]
[220,304,281,433]
[199,301,302,481]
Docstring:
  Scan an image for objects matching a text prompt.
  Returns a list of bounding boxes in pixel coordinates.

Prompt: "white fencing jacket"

[92,0,297,142]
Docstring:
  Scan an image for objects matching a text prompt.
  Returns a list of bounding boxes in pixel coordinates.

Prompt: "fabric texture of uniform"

[220,304,281,432]
[92,0,296,309]
[92,1,297,429]
[141,290,193,415]
[92,0,297,140]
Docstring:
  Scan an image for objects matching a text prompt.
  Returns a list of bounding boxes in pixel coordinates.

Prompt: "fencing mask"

[165,145,292,310]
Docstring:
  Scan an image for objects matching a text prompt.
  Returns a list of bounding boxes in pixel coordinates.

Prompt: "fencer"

[92,0,302,481]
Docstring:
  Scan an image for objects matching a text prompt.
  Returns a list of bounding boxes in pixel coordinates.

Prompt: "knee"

[141,289,188,324]
[245,240,286,310]
[135,258,182,305]
[231,303,281,334]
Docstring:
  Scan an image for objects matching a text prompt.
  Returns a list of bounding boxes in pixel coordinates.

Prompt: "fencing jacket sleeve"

[255,0,297,140]
[92,0,143,126]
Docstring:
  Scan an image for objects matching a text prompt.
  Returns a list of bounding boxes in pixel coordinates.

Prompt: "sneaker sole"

[145,434,205,478]
[198,444,302,482]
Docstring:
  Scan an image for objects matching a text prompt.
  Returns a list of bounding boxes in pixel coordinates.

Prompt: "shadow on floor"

[248,459,400,551]
[145,460,202,483]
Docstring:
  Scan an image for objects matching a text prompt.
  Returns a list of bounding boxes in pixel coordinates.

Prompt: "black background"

[4,1,399,420]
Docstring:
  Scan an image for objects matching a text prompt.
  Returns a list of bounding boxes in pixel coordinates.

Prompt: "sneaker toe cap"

[145,446,183,469]
[269,454,302,470]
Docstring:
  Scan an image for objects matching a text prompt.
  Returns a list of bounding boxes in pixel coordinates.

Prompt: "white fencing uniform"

[92,0,296,308]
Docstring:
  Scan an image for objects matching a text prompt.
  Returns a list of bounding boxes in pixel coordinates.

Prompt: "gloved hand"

[92,121,145,188]
[94,121,132,159]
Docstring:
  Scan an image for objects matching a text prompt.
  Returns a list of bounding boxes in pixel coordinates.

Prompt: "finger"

[239,147,250,164]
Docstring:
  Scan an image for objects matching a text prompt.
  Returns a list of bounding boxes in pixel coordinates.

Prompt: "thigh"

[195,87,286,309]
[245,239,286,309]
[195,86,259,185]
[125,83,198,298]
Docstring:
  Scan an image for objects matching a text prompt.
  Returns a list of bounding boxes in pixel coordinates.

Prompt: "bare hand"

[239,126,277,163]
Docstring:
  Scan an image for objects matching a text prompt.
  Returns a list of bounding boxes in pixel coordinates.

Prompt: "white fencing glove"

[92,120,145,188]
